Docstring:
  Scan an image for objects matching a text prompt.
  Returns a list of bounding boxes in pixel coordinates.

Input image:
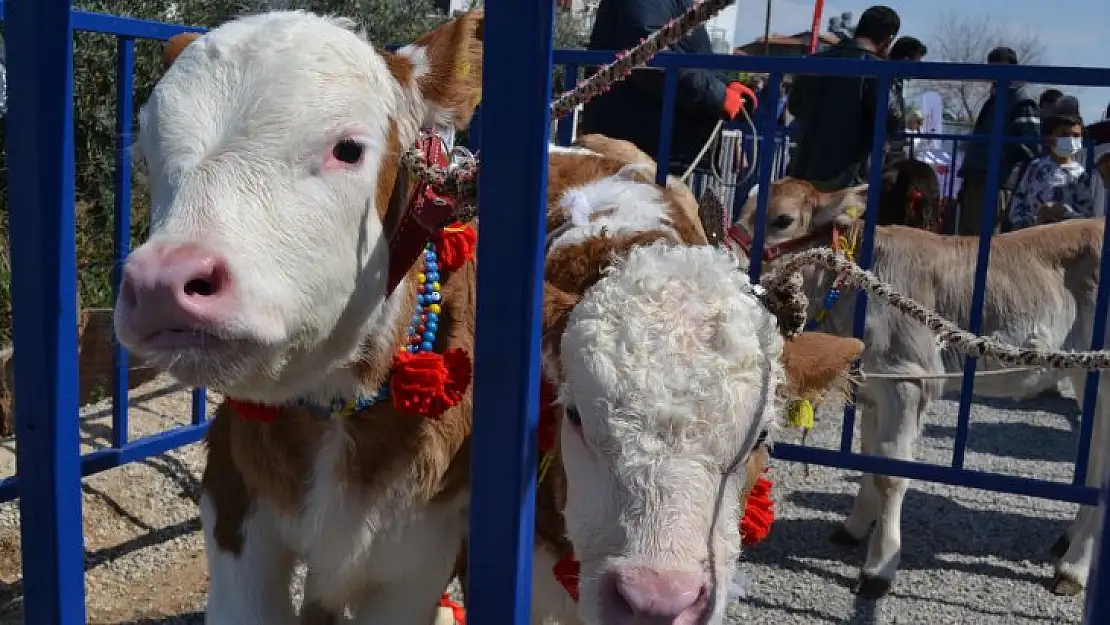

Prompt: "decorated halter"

[227,131,479,423]
[536,378,776,601]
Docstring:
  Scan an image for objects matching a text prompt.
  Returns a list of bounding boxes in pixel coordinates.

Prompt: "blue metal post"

[951,80,1010,470]
[467,105,483,152]
[653,69,679,185]
[746,72,782,281]
[1085,470,1110,622]
[112,37,135,449]
[192,388,208,425]
[5,0,88,623]
[839,75,891,454]
[557,64,578,146]
[466,0,554,622]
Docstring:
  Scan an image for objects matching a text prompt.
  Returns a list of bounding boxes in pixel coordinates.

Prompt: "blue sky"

[709,0,1110,122]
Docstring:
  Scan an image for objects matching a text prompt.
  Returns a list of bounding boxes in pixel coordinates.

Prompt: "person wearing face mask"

[1006,114,1097,230]
[957,46,1041,235]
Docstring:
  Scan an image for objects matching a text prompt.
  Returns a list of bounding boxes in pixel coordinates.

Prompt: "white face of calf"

[551,243,862,625]
[113,11,483,402]
[556,244,782,625]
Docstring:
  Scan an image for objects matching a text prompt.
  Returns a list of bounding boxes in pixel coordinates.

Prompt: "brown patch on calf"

[780,332,863,403]
[408,10,484,129]
[570,134,708,244]
[201,405,250,554]
[384,51,414,89]
[342,256,476,502]
[545,231,677,295]
[374,120,405,226]
[163,32,201,69]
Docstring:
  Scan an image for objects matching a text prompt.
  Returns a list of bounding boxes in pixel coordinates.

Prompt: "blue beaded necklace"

[804,227,858,331]
[298,241,443,420]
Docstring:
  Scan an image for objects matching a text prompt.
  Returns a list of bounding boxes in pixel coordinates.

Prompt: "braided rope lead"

[401,0,738,222]
[548,0,736,121]
[760,248,1110,370]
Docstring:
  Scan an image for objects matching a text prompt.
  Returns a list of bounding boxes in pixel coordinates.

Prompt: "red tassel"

[434,223,477,272]
[226,398,281,423]
[538,378,559,453]
[438,593,466,625]
[740,476,775,546]
[390,348,473,418]
[553,553,581,601]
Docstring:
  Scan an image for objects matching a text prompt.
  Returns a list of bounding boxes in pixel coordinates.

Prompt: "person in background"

[787,5,902,190]
[884,36,927,164]
[1087,102,1110,144]
[956,46,1041,235]
[579,0,756,178]
[1092,142,1110,218]
[1007,114,1096,230]
[1039,88,1063,120]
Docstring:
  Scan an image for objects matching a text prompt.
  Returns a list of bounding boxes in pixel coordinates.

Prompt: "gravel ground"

[735,383,1086,625]
[0,375,1093,624]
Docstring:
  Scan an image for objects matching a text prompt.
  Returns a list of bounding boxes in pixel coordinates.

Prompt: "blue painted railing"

[3,2,1110,624]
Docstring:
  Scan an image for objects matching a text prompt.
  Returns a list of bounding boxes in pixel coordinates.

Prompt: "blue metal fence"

[3,1,1110,623]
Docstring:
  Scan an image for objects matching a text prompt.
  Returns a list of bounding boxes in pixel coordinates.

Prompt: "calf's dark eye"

[332,139,364,164]
[771,214,794,229]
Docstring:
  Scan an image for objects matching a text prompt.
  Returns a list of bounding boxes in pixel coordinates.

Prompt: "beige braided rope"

[548,0,735,121]
[758,248,1110,370]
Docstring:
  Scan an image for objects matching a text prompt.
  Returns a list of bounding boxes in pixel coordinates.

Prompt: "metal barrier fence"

[550,47,1110,623]
[2,1,1110,623]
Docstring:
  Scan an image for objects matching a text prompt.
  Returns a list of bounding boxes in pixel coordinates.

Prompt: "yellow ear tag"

[845,204,863,220]
[456,59,471,80]
[786,399,816,430]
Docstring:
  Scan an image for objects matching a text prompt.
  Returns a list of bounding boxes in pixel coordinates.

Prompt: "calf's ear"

[390,9,484,129]
[813,184,869,230]
[163,32,203,70]
[780,331,863,403]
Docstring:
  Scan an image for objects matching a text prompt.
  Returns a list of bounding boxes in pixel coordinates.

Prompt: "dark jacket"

[884,76,908,161]
[958,84,1040,183]
[786,40,900,189]
[578,0,729,173]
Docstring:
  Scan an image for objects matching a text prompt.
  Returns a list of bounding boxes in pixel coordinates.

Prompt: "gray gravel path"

[731,385,1087,625]
[0,376,1094,624]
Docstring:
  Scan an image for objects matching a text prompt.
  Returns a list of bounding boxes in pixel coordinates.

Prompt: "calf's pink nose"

[119,243,234,335]
[603,566,708,624]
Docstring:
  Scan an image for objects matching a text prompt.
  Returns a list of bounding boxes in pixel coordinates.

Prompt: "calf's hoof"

[1049,572,1084,596]
[829,525,866,547]
[853,574,892,599]
[1049,534,1071,559]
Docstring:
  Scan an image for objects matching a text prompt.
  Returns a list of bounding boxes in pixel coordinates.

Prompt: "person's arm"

[617,0,729,119]
[1008,160,1042,229]
[786,76,809,118]
[1010,98,1042,162]
[860,73,901,141]
[1068,170,1097,218]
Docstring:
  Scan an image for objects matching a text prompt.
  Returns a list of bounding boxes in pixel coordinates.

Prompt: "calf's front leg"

[201,492,298,625]
[855,380,924,598]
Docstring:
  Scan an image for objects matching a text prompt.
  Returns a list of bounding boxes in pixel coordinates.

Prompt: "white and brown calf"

[530,142,863,625]
[737,178,1110,598]
[116,11,486,625]
[113,9,860,625]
